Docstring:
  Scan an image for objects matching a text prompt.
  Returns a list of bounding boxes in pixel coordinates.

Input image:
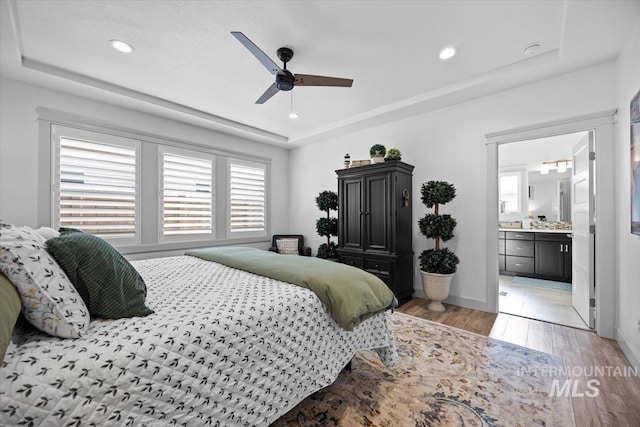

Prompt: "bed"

[0,254,398,426]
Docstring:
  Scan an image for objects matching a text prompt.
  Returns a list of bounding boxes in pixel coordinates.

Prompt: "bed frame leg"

[345,360,352,371]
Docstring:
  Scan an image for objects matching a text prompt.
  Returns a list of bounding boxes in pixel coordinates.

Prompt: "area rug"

[512,275,572,292]
[273,312,575,427]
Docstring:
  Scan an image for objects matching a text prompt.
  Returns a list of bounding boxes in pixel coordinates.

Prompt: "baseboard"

[412,287,489,312]
[444,295,489,312]
[615,328,640,373]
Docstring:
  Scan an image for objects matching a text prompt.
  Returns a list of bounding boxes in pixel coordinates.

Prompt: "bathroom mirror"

[527,170,571,222]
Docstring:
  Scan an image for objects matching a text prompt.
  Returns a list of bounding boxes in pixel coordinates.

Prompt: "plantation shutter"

[162,151,214,236]
[58,136,138,238]
[229,162,266,233]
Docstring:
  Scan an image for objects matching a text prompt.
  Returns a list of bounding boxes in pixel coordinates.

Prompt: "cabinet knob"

[515,234,523,237]
[515,263,524,267]
[516,247,524,250]
[375,264,380,268]
[350,260,355,265]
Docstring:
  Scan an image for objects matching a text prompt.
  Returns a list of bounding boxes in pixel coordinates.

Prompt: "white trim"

[615,328,640,373]
[19,59,288,145]
[486,109,618,144]
[36,107,271,164]
[485,109,617,338]
[289,49,561,145]
[413,286,488,311]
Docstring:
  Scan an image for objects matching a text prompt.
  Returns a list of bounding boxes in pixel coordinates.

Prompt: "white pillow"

[0,226,89,338]
[37,226,61,240]
[276,238,300,255]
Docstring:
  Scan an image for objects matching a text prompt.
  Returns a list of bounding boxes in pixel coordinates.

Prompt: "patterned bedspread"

[0,255,397,426]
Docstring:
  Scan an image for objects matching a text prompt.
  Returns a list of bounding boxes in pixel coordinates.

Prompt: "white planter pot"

[371,155,385,164]
[420,271,454,312]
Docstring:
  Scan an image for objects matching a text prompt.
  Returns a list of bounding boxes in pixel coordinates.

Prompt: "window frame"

[158,145,216,243]
[51,124,142,246]
[40,109,272,254]
[227,158,268,239]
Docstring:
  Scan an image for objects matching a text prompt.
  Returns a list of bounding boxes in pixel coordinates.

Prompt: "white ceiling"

[1,1,639,146]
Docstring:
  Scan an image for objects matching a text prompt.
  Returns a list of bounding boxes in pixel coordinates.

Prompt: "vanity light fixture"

[439,46,456,60]
[557,161,567,173]
[540,163,550,175]
[110,39,134,53]
[541,159,572,174]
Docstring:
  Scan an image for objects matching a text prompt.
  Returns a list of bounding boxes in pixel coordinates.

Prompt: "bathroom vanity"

[498,229,572,283]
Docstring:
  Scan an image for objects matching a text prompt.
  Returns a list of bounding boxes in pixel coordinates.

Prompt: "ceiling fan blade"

[294,74,353,87]
[255,83,280,104]
[231,31,282,75]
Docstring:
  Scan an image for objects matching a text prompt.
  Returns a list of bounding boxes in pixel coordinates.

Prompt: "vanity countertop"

[499,228,572,234]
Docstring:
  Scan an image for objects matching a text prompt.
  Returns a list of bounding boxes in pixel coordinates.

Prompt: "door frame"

[485,109,617,338]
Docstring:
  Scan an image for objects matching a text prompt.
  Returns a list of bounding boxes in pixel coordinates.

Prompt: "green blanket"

[186,247,396,331]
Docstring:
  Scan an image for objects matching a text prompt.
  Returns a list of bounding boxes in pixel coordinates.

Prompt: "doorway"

[497,132,590,329]
[485,109,617,339]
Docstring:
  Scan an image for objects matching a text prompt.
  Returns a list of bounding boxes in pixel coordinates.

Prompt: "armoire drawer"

[342,255,364,269]
[365,259,391,275]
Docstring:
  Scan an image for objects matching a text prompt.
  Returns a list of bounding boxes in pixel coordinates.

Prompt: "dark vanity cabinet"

[502,231,535,275]
[499,231,572,283]
[535,233,572,282]
[336,161,414,301]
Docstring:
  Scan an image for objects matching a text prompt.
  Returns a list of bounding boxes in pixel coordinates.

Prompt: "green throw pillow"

[46,234,154,319]
[0,273,21,363]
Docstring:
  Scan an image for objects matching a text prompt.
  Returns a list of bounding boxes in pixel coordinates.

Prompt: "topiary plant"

[315,190,338,259]
[369,144,386,158]
[386,147,401,160]
[418,181,459,274]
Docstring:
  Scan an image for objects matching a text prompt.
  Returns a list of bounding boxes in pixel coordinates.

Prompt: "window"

[229,160,266,235]
[160,147,214,240]
[53,126,140,243]
[46,118,271,253]
[499,172,520,214]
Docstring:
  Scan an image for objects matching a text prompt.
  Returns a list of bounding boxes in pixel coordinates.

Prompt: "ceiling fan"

[231,32,353,104]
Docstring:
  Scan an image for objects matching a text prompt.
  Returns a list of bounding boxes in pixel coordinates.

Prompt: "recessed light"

[289,112,299,119]
[439,46,456,60]
[110,39,134,53]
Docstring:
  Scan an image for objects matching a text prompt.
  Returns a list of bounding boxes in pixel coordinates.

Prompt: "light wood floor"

[499,275,589,329]
[397,298,640,427]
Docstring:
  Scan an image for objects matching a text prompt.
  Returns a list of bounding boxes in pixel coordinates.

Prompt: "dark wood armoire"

[336,161,414,302]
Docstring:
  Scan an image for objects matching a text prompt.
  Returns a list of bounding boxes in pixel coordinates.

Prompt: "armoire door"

[340,177,363,250]
[364,174,391,252]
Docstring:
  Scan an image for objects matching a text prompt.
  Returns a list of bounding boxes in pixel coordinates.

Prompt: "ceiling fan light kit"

[231,32,353,105]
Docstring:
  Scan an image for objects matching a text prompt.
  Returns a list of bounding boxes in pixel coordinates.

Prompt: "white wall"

[0,78,290,257]
[614,22,640,370]
[290,62,617,308]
